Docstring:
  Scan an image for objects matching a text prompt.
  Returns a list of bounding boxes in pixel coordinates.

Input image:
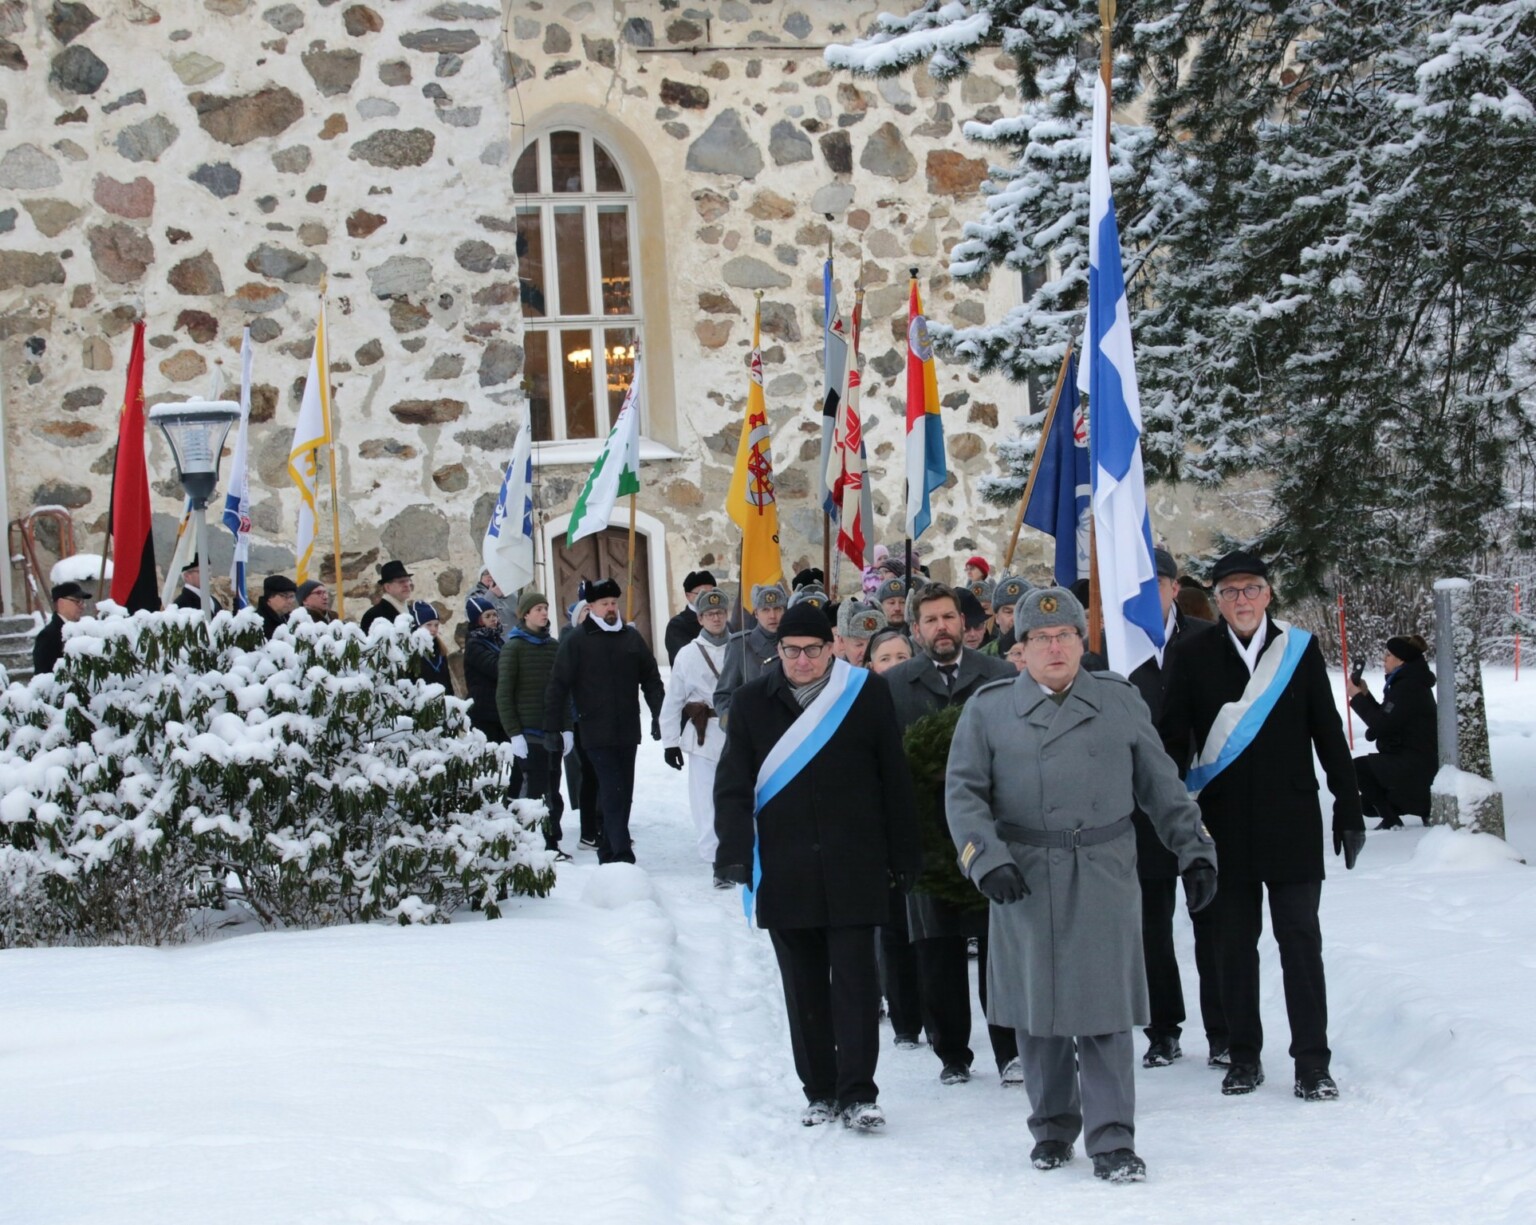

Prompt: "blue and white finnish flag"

[221,327,254,610]
[482,411,536,596]
[1081,76,1165,676]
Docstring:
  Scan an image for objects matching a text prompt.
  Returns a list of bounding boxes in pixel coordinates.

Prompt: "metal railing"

[8,508,78,616]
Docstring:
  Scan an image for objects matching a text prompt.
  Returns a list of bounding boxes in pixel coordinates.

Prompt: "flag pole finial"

[909,266,919,279]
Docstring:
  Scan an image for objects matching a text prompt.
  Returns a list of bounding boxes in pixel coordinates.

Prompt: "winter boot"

[1375,799,1404,830]
[1207,1046,1231,1068]
[894,1033,922,1051]
[1221,1061,1265,1095]
[1093,1149,1147,1183]
[1294,1068,1340,1101]
[1030,1140,1074,1170]
[939,1063,971,1086]
[1143,1035,1183,1068]
[841,1101,885,1131]
[800,1100,838,1127]
[1000,1057,1024,1087]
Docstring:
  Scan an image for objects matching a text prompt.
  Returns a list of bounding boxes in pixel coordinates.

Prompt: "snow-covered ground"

[3,667,1534,1224]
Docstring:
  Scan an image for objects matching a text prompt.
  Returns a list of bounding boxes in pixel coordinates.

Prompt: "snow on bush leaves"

[0,607,555,946]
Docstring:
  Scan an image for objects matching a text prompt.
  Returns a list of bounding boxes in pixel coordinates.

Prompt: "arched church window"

[514,130,641,442]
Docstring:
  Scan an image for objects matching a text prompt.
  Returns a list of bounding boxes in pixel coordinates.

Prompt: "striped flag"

[1084,76,1165,675]
[221,327,254,609]
[727,297,784,609]
[483,410,536,594]
[903,274,945,540]
[820,259,848,516]
[288,304,332,584]
[567,351,642,544]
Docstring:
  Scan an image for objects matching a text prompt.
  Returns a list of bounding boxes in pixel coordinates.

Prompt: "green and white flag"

[567,355,642,544]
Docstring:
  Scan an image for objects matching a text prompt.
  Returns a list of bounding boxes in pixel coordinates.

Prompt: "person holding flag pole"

[903,268,945,593]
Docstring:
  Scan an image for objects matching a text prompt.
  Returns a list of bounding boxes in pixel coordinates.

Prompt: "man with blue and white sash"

[1160,551,1365,1103]
[714,602,923,1132]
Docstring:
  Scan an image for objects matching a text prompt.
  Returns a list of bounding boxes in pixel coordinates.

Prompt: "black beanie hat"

[777,601,834,642]
[1386,634,1426,663]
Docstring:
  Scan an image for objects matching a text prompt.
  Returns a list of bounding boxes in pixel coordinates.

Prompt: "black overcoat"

[714,665,923,931]
[542,617,664,749]
[883,648,1017,939]
[1160,616,1362,884]
[32,614,64,674]
[1128,607,1211,879]
[1350,655,1438,815]
[664,607,701,665]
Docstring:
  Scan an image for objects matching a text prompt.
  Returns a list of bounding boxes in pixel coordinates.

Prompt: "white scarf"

[1227,623,1266,675]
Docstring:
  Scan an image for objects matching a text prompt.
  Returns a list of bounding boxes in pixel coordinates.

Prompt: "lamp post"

[148,399,240,616]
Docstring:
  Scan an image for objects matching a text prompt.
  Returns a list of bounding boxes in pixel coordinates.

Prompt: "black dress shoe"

[1092,1149,1147,1182]
[939,1063,971,1085]
[1222,1061,1265,1095]
[1030,1140,1074,1170]
[1143,1035,1183,1067]
[1295,1068,1340,1101]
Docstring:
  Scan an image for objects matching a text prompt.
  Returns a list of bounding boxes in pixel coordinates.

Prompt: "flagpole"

[1003,343,1075,572]
[822,226,837,593]
[317,281,346,618]
[625,491,637,624]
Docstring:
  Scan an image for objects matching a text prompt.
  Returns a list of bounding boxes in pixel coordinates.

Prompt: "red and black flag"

[108,320,159,611]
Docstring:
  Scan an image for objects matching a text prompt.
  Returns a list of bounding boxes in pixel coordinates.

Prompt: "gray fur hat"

[751,582,788,610]
[875,576,907,604]
[967,578,996,607]
[837,601,887,640]
[789,584,829,610]
[695,587,730,614]
[993,574,1032,606]
[1014,585,1087,639]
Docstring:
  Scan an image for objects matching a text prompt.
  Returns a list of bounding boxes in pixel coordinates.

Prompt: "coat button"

[812,843,820,852]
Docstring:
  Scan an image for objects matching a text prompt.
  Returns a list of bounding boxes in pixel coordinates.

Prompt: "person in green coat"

[497,590,570,858]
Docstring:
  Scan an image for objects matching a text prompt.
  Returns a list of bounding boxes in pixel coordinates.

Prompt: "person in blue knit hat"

[463,594,505,743]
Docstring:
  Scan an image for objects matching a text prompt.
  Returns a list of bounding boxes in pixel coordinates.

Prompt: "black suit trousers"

[1140,876,1227,1049]
[878,885,923,1040]
[914,930,1018,1072]
[769,924,881,1107]
[1212,878,1330,1073]
[584,744,636,863]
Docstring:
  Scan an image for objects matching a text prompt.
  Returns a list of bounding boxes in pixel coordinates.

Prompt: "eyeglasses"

[1215,583,1267,604]
[1027,629,1082,648]
[779,643,828,660]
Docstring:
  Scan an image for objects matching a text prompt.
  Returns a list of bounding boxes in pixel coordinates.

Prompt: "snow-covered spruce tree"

[831,2,1536,591]
[0,609,553,947]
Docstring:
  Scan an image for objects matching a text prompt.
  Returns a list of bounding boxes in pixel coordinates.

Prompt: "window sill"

[529,437,683,468]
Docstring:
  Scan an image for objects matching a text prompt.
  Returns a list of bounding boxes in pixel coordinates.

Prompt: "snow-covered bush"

[0,608,554,947]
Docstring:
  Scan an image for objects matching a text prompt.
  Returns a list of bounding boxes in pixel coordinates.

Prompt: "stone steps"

[0,614,39,683]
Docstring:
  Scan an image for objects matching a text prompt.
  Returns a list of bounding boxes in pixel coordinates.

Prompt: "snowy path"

[3,669,1536,1222]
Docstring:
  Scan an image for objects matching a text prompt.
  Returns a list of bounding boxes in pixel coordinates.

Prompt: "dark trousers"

[878,885,923,1040]
[1212,878,1330,1073]
[583,744,637,863]
[1140,876,1227,1050]
[769,924,881,1107]
[511,749,566,851]
[914,930,1018,1072]
[571,726,603,845]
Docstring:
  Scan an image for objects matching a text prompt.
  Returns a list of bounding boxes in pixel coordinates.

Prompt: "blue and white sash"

[743,658,868,920]
[1185,622,1312,797]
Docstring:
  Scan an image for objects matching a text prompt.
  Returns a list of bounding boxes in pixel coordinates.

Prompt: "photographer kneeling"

[1345,634,1437,830]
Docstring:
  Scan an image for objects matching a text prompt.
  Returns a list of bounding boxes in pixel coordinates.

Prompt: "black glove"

[1334,827,1365,870]
[891,869,916,894]
[664,747,684,771]
[650,715,661,741]
[977,863,1029,904]
[542,731,563,755]
[716,863,750,885]
[1182,861,1217,914]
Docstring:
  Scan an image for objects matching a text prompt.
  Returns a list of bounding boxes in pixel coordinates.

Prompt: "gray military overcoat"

[944,667,1215,1037]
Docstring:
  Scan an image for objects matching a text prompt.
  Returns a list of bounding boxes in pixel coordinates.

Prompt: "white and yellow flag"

[288,304,332,583]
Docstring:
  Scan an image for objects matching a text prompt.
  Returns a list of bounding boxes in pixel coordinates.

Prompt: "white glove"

[561,731,574,756]
[510,734,529,759]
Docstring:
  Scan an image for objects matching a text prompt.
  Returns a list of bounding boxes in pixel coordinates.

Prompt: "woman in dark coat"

[1346,634,1438,827]
[463,595,506,742]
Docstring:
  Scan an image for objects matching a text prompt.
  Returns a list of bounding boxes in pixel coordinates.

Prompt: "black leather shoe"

[1221,1061,1265,1095]
[1092,1149,1147,1182]
[939,1063,971,1085]
[1143,1035,1183,1068]
[1030,1140,1074,1170]
[1295,1068,1340,1101]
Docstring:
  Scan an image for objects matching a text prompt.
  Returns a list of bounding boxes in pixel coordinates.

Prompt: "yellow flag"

[727,298,783,610]
[288,304,332,584]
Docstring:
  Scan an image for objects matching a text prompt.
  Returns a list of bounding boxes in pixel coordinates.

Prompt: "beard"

[926,632,961,662]
[601,611,620,625]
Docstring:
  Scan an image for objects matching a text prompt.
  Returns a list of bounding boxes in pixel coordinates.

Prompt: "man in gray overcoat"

[945,586,1218,1183]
